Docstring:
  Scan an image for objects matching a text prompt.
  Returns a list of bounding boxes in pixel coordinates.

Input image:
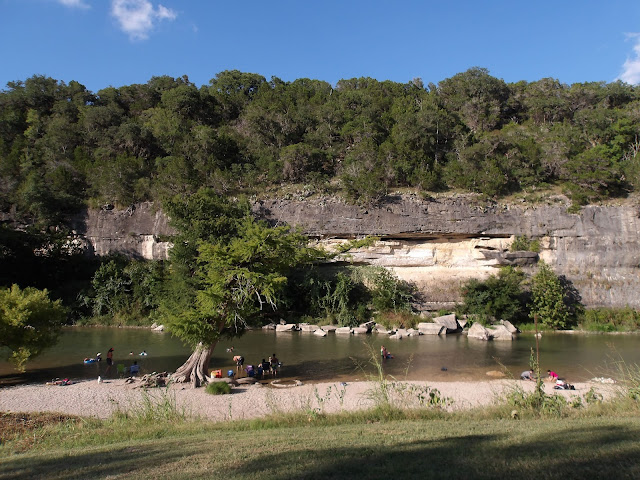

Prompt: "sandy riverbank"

[0,377,618,421]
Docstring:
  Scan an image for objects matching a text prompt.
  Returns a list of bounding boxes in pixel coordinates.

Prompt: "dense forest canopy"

[2,68,640,228]
[1,67,638,309]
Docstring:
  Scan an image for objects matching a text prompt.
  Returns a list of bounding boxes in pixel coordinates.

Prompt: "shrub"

[206,381,232,395]
[579,307,640,332]
[458,266,526,323]
[375,311,420,330]
[510,235,540,252]
[529,261,576,329]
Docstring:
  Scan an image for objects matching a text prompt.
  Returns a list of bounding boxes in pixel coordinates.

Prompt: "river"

[1,327,638,385]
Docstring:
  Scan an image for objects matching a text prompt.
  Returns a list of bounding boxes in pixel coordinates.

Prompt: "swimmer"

[139,350,148,356]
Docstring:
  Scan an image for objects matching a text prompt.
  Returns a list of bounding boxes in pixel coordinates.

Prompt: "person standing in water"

[105,347,114,376]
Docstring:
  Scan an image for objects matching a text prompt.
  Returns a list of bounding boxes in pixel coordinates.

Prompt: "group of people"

[85,347,145,378]
[520,368,574,389]
[232,351,280,379]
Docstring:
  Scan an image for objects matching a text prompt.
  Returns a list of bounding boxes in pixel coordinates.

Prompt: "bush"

[458,267,526,323]
[510,235,540,252]
[206,382,232,395]
[579,307,640,332]
[374,311,421,330]
[529,261,577,329]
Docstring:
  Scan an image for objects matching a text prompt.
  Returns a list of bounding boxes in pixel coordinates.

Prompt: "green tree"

[437,67,510,133]
[0,284,66,371]
[166,218,322,386]
[529,261,573,329]
[459,267,526,323]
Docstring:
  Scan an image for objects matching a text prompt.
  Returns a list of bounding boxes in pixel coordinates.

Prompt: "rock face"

[433,314,459,333]
[487,324,515,341]
[467,323,492,341]
[299,324,319,332]
[72,195,640,309]
[253,195,640,309]
[417,323,446,335]
[275,324,297,332]
[70,202,174,260]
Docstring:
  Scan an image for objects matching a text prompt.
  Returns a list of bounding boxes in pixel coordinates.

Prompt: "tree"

[436,67,510,133]
[0,284,66,371]
[165,218,322,386]
[458,267,526,323]
[529,261,573,329]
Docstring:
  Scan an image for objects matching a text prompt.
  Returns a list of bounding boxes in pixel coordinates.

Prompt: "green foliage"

[374,310,420,330]
[163,217,324,347]
[360,341,452,414]
[290,266,414,327]
[333,236,380,254]
[356,266,413,313]
[111,388,186,424]
[510,235,540,252]
[458,267,526,323]
[529,261,575,329]
[3,70,640,225]
[78,258,164,324]
[206,382,232,395]
[505,348,572,417]
[0,284,66,371]
[579,307,640,332]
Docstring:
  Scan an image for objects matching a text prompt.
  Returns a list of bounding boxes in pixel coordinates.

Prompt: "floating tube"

[270,379,303,388]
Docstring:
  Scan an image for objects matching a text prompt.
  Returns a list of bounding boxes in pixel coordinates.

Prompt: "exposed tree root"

[171,342,216,387]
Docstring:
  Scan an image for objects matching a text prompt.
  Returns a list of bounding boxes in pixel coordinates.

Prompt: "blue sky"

[2,0,640,93]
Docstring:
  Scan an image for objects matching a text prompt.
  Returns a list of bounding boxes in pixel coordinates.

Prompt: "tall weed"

[111,387,187,424]
[357,341,452,413]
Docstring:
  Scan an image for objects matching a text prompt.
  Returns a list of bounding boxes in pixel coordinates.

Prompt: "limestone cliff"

[70,202,174,260]
[73,195,640,310]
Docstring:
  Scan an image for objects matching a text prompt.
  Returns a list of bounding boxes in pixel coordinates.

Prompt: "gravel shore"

[0,378,615,421]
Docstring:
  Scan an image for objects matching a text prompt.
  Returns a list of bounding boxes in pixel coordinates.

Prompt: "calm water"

[1,327,639,385]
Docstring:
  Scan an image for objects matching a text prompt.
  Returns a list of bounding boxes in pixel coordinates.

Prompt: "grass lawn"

[2,411,640,479]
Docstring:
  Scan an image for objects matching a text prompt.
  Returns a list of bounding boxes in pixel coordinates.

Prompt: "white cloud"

[619,33,640,85]
[58,0,90,8]
[111,0,177,41]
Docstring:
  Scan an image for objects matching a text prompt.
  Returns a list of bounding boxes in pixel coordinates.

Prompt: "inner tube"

[270,379,303,388]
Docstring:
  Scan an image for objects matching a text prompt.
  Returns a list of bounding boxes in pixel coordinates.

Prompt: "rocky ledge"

[71,195,640,310]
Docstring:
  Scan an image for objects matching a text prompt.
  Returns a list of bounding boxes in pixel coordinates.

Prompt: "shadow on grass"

[226,424,640,479]
[2,423,640,479]
[0,439,192,480]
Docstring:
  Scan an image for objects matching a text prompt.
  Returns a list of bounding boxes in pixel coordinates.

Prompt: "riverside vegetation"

[3,69,640,373]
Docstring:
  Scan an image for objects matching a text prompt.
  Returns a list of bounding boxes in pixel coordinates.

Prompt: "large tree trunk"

[171,342,216,387]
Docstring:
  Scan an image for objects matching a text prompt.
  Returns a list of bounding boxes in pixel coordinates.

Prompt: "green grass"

[2,410,640,479]
[205,381,232,395]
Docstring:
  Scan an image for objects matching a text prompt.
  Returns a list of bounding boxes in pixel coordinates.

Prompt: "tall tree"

[166,218,322,386]
[529,262,572,329]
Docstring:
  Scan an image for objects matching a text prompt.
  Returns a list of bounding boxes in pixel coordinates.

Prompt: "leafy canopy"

[0,284,66,371]
[163,218,324,347]
[458,267,526,323]
[529,261,574,329]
